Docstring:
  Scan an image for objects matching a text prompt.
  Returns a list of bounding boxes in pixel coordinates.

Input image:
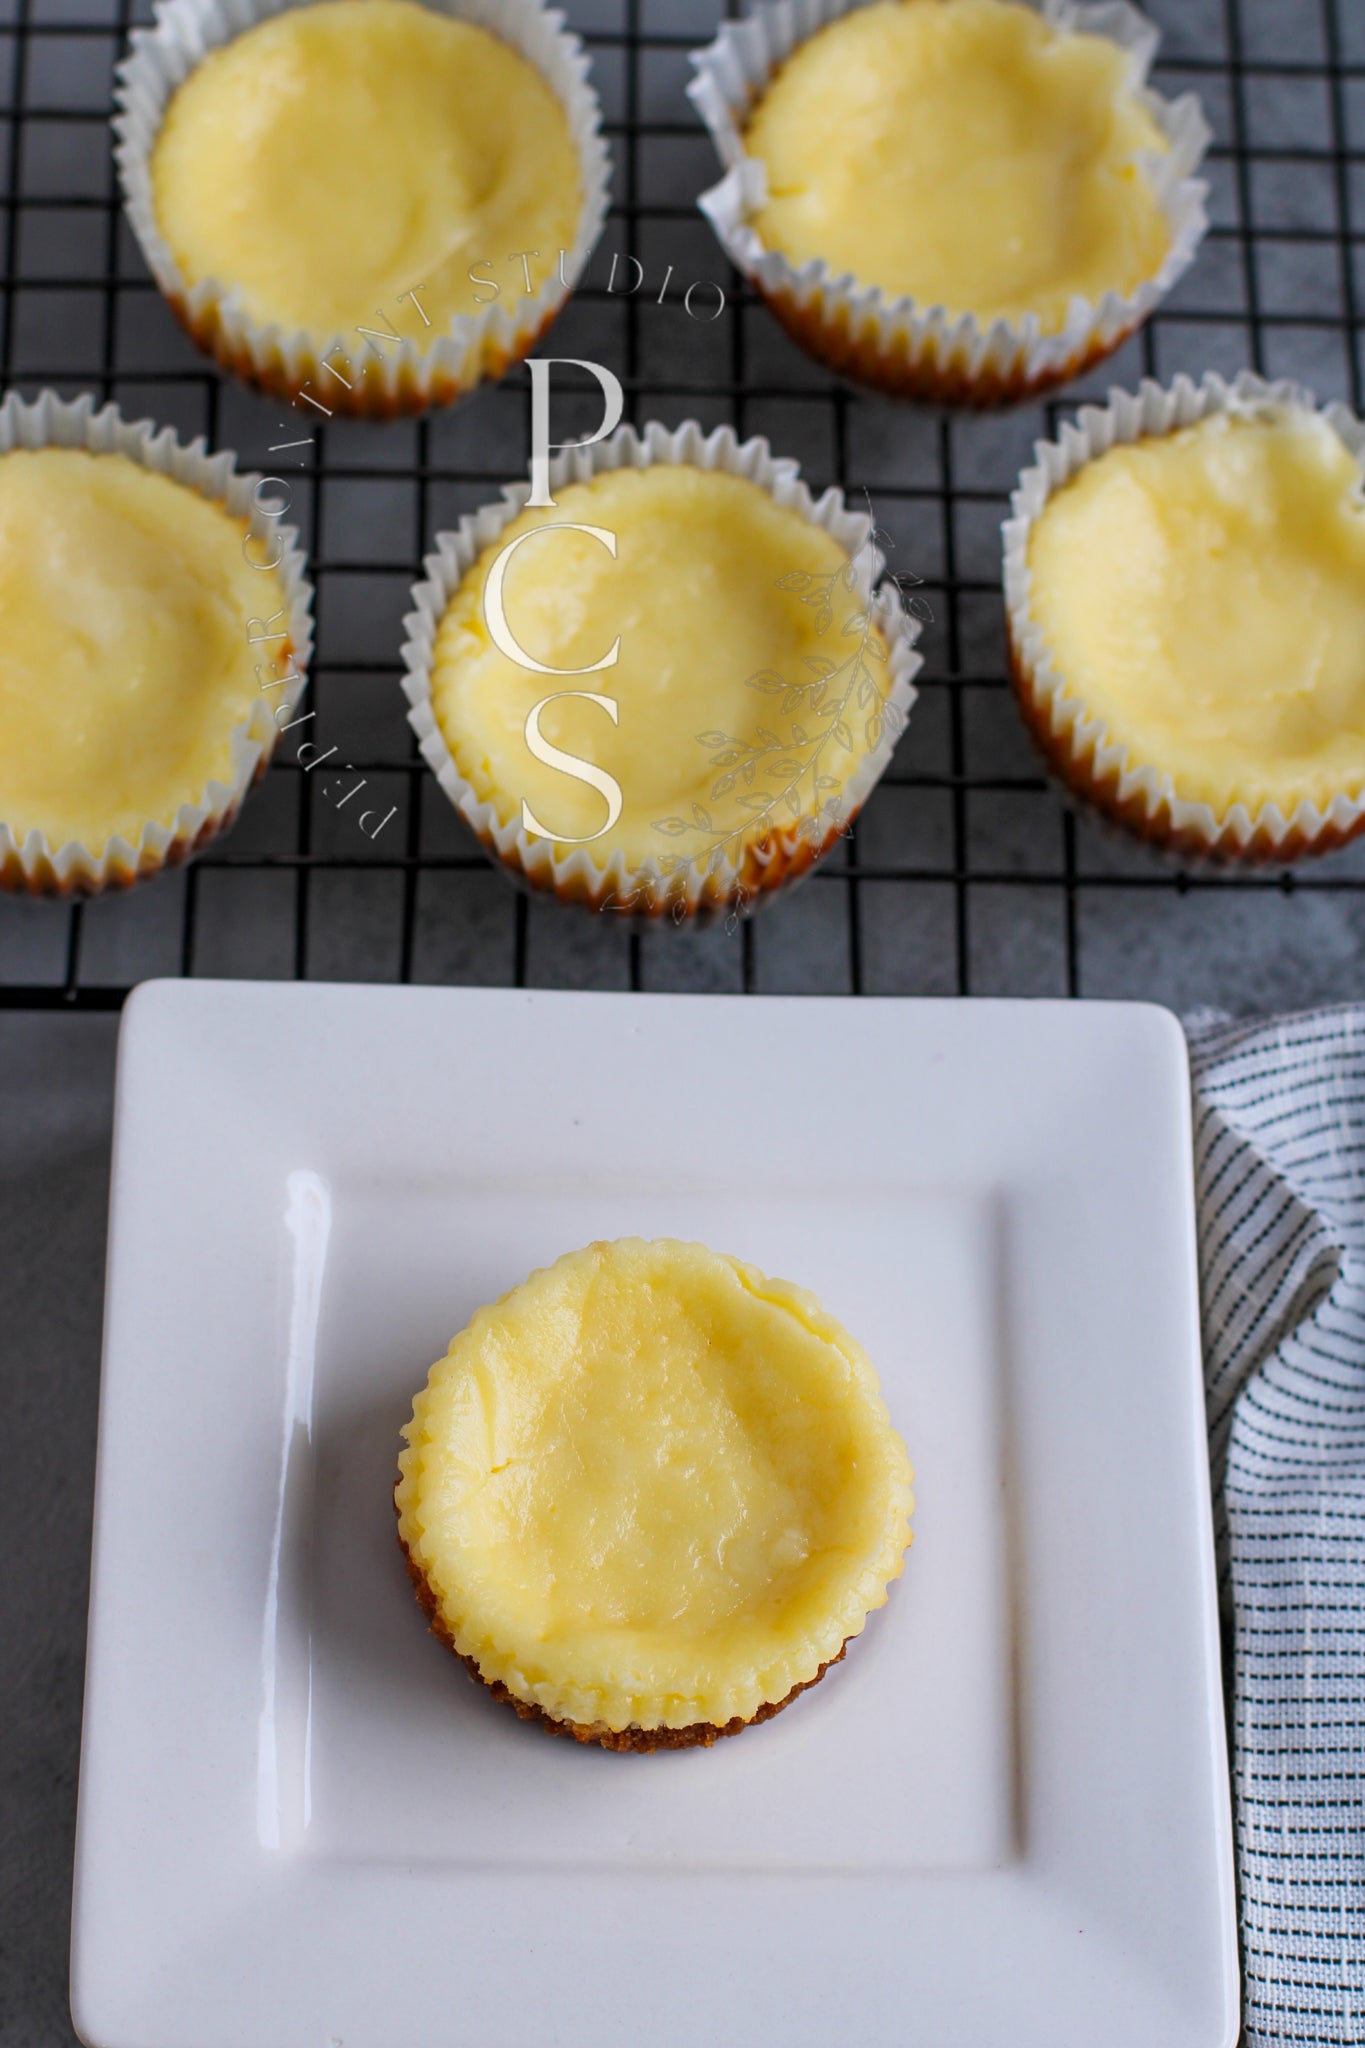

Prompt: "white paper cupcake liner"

[401,419,924,920]
[114,0,611,418]
[687,0,1210,407]
[1003,368,1365,863]
[0,389,313,896]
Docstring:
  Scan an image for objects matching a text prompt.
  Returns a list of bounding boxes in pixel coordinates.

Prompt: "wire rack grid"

[0,0,1364,1014]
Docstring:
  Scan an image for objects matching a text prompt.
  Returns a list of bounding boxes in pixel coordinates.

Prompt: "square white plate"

[72,983,1237,2048]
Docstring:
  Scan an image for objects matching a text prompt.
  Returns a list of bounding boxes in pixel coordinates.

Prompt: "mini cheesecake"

[1012,399,1365,855]
[0,446,291,863]
[149,0,582,338]
[690,0,1206,403]
[423,458,900,909]
[395,1238,915,1750]
[743,0,1172,337]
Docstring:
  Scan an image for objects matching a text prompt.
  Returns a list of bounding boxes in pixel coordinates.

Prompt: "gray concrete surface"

[1,1018,117,2048]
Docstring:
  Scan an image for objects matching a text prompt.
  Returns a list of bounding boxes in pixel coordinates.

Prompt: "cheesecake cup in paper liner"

[1003,369,1365,864]
[400,420,924,921]
[114,0,611,419]
[687,0,1210,408]
[0,390,313,897]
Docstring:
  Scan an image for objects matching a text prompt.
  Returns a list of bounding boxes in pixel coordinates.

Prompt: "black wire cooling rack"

[1,0,1364,1014]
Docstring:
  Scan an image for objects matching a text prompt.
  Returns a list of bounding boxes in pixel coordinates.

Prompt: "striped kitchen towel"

[1187,1005,1365,2047]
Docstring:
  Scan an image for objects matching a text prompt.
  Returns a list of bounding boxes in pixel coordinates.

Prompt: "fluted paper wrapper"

[0,390,313,896]
[401,419,923,920]
[688,0,1209,407]
[1003,368,1365,862]
[114,0,611,418]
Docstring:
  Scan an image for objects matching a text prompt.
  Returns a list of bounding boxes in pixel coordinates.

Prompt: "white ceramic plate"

[72,982,1238,2048]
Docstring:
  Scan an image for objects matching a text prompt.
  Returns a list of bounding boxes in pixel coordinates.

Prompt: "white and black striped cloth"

[1188,1006,1365,2045]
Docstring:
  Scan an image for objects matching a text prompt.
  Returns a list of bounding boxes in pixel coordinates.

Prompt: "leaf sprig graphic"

[645,510,919,927]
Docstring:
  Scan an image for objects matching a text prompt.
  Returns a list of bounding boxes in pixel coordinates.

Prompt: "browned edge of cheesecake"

[1005,616,1365,866]
[395,1495,847,1753]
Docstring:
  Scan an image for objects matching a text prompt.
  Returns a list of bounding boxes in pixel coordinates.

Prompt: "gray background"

[3,0,1363,2037]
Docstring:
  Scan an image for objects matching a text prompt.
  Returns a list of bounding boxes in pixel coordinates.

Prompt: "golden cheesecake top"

[150,0,582,337]
[0,448,288,854]
[744,0,1172,334]
[395,1238,915,1733]
[430,463,892,874]
[1024,406,1365,819]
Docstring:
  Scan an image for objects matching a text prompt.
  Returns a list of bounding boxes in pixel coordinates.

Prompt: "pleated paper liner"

[688,0,1210,408]
[1003,369,1365,864]
[400,419,924,921]
[114,0,611,419]
[0,390,313,896]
